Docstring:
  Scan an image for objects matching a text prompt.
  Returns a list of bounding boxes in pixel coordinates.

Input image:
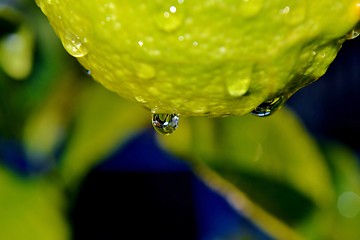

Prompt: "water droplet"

[156,7,183,32]
[251,96,285,117]
[62,33,88,57]
[83,69,92,76]
[170,6,177,13]
[226,68,252,97]
[280,1,307,26]
[152,113,179,135]
[135,95,147,103]
[238,0,264,17]
[346,25,360,40]
[279,6,290,15]
[136,63,156,79]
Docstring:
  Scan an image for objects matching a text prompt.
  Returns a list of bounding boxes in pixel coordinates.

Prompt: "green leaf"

[297,141,360,240]
[158,108,334,239]
[59,83,148,189]
[160,108,334,206]
[0,23,34,80]
[0,166,69,240]
[0,3,72,139]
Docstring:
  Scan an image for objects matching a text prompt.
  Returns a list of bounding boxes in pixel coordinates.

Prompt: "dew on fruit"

[346,25,360,40]
[226,68,252,97]
[251,96,285,117]
[152,113,179,135]
[280,1,307,25]
[238,0,263,17]
[156,6,183,32]
[135,95,147,103]
[62,33,88,57]
[136,63,156,79]
[279,6,290,14]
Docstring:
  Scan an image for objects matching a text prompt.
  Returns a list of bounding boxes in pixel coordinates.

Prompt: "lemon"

[36,0,359,117]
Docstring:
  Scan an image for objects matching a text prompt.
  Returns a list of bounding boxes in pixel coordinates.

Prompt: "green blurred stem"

[194,161,304,240]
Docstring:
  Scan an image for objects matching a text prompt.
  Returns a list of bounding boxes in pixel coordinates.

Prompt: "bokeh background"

[1,0,360,239]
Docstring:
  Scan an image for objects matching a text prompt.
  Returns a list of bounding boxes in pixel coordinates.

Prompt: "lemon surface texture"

[36,0,360,117]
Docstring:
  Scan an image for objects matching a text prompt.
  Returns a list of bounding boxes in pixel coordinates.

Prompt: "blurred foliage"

[0,0,71,139]
[59,84,148,190]
[0,166,69,240]
[158,112,360,239]
[1,0,360,240]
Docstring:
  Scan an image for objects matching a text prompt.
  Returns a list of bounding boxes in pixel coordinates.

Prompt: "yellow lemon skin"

[36,0,360,117]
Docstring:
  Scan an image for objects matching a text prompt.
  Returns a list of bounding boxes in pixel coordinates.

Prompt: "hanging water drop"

[251,96,285,117]
[62,33,88,57]
[346,25,360,40]
[152,113,179,135]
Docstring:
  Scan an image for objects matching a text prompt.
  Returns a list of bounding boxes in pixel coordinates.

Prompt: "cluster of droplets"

[150,96,288,135]
[151,113,179,135]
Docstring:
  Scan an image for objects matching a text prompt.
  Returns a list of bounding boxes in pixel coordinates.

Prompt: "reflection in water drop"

[251,96,285,117]
[346,25,360,40]
[62,34,88,57]
[152,113,179,135]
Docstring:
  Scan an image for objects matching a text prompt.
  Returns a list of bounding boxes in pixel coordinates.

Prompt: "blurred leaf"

[59,83,148,189]
[297,142,360,240]
[159,108,334,207]
[0,7,21,38]
[158,108,335,239]
[0,165,69,240]
[0,3,72,139]
[0,23,34,80]
[23,72,85,168]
